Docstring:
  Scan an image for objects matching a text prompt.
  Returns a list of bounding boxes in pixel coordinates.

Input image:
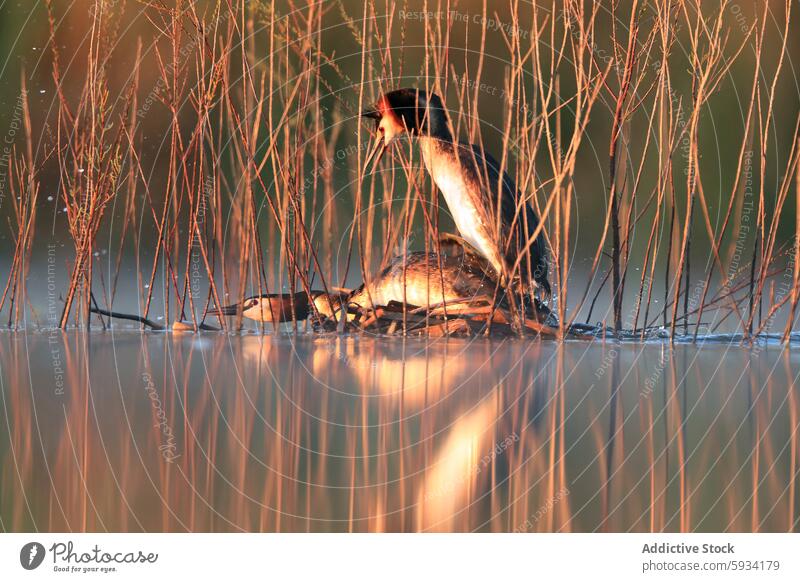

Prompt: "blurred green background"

[0,0,797,325]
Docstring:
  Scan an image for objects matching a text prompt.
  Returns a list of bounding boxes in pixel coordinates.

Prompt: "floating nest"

[310,298,581,339]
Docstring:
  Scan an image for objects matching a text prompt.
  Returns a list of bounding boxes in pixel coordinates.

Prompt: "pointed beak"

[207,303,239,317]
[363,131,388,175]
[361,106,387,175]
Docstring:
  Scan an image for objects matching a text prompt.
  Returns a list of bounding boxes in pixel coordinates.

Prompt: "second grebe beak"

[207,303,239,317]
[207,293,311,322]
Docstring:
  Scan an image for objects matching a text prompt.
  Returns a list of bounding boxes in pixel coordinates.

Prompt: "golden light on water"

[415,398,497,532]
[1,332,798,532]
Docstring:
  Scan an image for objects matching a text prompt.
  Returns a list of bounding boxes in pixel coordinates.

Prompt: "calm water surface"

[1,330,798,532]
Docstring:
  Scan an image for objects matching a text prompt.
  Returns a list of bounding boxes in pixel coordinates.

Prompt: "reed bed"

[0,0,797,341]
[0,77,36,328]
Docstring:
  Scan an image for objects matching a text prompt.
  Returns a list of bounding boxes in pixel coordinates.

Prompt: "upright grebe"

[361,87,550,299]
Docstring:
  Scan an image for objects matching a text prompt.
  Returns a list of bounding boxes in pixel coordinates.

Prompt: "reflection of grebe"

[416,398,499,531]
[325,340,474,409]
[207,251,547,323]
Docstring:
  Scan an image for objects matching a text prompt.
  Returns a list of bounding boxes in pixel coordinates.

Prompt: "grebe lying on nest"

[207,249,562,336]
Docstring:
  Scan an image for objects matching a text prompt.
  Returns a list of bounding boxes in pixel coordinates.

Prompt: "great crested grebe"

[361,87,550,299]
[207,251,546,323]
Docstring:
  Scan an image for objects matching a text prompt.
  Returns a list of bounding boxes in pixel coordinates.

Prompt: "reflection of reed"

[1,334,799,532]
[2,337,35,529]
[785,355,798,531]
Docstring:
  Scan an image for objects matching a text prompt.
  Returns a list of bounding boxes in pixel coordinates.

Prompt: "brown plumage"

[209,252,512,322]
[208,248,556,329]
[347,251,498,310]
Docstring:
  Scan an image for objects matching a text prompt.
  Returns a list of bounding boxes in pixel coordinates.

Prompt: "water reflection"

[0,331,798,532]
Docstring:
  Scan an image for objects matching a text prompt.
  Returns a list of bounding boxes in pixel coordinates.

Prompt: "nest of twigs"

[311,299,592,339]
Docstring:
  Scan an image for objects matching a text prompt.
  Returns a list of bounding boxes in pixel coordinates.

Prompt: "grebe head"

[207,293,310,322]
[361,88,450,171]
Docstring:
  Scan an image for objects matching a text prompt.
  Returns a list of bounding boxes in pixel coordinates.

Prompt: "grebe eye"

[250,299,259,307]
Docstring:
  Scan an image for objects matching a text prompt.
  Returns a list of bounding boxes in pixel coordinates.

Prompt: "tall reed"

[0,0,795,340]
